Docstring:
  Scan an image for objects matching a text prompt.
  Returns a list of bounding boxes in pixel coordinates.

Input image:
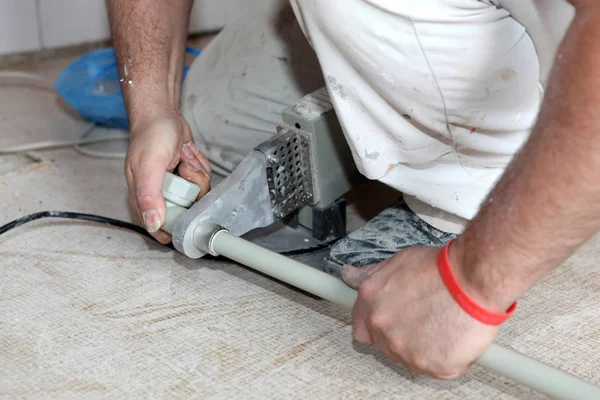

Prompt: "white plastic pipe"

[209,229,357,306]
[209,230,600,400]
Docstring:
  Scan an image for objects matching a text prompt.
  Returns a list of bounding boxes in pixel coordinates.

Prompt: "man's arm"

[106,0,211,244]
[106,0,193,123]
[344,1,600,378]
[453,0,600,312]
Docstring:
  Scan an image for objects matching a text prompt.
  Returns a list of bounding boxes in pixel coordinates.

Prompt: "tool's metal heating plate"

[256,128,314,218]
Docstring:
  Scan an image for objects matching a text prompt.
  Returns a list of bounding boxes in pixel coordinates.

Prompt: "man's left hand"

[342,246,498,379]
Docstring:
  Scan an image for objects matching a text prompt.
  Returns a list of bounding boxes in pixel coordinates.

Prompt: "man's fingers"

[127,181,172,244]
[178,160,211,199]
[341,263,383,289]
[352,301,374,345]
[196,151,212,176]
[151,229,172,245]
[181,142,212,174]
[179,142,212,199]
[129,155,170,233]
[181,141,212,175]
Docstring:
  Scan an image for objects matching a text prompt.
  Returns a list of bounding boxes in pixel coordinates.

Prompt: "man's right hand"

[106,0,200,243]
[125,110,211,244]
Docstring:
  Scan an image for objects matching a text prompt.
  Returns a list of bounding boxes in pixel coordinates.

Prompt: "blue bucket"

[55,46,201,130]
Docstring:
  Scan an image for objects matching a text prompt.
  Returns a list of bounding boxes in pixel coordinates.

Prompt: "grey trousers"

[182,0,324,174]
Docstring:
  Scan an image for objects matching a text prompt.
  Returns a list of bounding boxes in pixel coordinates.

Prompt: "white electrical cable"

[0,71,129,159]
[0,70,232,173]
[0,135,129,155]
[0,71,54,89]
[73,144,127,159]
[74,122,128,159]
[0,132,130,154]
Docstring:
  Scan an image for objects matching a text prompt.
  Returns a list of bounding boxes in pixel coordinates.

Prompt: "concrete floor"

[1,41,600,399]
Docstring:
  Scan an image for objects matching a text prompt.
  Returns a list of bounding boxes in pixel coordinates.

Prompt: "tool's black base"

[311,198,347,242]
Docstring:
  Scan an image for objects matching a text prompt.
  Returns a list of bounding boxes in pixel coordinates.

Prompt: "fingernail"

[186,141,200,154]
[196,153,212,174]
[182,159,201,172]
[181,143,194,160]
[142,209,161,233]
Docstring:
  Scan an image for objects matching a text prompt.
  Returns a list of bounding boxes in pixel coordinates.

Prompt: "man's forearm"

[452,3,600,311]
[106,0,194,127]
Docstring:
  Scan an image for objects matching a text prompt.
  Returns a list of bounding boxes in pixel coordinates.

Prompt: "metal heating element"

[256,129,314,219]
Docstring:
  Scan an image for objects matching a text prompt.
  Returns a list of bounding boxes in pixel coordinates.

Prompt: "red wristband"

[437,240,516,326]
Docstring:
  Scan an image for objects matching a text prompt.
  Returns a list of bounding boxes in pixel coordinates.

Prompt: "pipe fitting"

[162,172,201,234]
[192,222,227,256]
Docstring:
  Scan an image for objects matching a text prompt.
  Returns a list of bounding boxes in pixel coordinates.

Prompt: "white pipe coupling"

[192,222,228,256]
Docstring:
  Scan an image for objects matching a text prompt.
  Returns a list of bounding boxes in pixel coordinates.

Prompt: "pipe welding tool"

[159,88,600,400]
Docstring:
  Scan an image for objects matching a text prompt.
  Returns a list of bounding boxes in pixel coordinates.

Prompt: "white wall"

[0,0,41,56]
[189,0,270,32]
[38,0,110,50]
[0,0,253,56]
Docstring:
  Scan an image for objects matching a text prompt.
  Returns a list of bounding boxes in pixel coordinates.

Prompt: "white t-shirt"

[290,0,574,232]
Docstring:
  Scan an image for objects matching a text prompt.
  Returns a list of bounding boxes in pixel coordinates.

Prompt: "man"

[106,0,600,379]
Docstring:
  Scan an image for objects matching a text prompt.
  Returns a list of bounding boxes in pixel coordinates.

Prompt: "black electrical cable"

[280,240,338,256]
[0,211,338,256]
[0,211,154,239]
